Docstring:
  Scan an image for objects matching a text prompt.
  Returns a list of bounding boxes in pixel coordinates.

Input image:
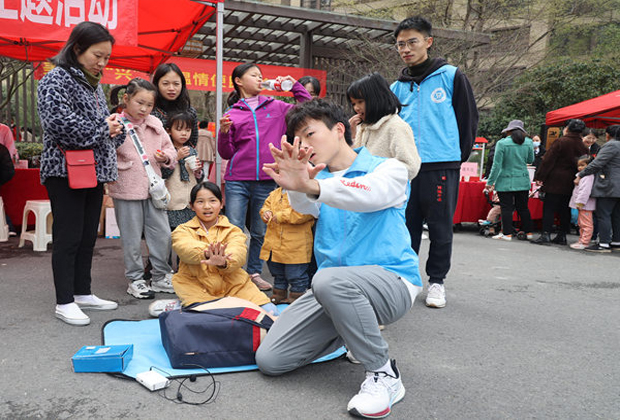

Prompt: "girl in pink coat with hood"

[108,79,177,298]
[218,63,312,291]
[569,155,596,249]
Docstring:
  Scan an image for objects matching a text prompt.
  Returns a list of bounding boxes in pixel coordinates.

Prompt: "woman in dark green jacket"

[485,120,535,241]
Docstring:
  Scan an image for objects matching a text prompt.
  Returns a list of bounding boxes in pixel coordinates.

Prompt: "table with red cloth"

[453,181,543,224]
[0,168,48,228]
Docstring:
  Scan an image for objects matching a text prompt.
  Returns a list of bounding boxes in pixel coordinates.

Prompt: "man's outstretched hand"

[262,135,325,195]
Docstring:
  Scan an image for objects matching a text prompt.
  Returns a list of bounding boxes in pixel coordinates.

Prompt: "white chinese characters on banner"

[0,0,18,19]
[1,0,117,29]
[21,0,53,24]
[89,0,117,29]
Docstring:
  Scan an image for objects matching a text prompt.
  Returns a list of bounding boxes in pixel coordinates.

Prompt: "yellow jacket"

[259,188,315,264]
[171,215,270,306]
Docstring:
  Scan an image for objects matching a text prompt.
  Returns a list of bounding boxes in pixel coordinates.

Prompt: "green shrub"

[15,142,44,160]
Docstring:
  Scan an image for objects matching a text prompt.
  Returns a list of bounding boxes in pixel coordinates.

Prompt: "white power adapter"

[136,370,170,391]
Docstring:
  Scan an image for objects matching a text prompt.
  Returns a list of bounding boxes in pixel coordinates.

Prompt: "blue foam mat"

[102,318,346,378]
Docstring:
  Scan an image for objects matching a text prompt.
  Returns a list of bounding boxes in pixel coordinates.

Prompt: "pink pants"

[486,191,501,222]
[578,209,593,245]
[486,205,501,222]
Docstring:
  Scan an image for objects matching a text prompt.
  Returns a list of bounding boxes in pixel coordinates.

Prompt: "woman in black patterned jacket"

[38,22,124,326]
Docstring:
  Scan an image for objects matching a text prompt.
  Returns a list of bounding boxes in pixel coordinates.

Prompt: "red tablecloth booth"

[0,169,49,228]
[452,181,543,224]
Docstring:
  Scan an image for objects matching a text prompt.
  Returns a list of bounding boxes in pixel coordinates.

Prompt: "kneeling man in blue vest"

[258,99,422,419]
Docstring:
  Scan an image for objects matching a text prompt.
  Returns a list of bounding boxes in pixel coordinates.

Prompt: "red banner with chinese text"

[34,56,327,98]
[0,0,138,46]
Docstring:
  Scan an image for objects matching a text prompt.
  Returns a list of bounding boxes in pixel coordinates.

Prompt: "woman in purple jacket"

[218,63,312,291]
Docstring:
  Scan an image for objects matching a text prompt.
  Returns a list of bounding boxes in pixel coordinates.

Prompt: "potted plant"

[15,142,43,168]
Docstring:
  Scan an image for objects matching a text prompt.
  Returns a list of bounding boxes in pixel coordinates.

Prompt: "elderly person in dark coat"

[533,119,588,245]
[575,125,620,252]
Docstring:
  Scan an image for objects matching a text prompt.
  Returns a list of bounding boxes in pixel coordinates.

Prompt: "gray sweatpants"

[256,265,420,374]
[113,198,172,282]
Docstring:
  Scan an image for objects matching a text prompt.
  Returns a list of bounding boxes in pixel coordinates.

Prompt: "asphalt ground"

[1,225,619,420]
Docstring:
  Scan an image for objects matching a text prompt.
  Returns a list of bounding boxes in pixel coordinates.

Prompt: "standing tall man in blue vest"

[391,16,478,308]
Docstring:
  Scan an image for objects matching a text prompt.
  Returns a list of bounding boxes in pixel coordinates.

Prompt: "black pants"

[407,168,459,284]
[498,190,533,235]
[595,197,620,244]
[45,177,103,304]
[541,192,571,234]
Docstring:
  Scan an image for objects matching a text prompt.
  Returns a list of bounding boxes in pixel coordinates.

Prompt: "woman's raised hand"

[107,114,122,138]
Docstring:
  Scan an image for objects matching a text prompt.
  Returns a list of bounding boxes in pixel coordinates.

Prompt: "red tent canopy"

[545,90,620,128]
[0,0,215,73]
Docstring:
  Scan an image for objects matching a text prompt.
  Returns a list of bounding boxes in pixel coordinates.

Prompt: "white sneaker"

[347,359,405,418]
[127,280,155,299]
[149,299,181,317]
[492,233,512,241]
[426,283,446,308]
[151,272,175,293]
[570,242,587,250]
[55,303,90,326]
[74,294,118,311]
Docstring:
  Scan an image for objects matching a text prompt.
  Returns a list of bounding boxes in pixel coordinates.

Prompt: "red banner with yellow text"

[34,56,327,98]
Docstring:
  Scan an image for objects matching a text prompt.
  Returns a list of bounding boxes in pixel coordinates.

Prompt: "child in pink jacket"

[108,78,177,298]
[569,155,596,249]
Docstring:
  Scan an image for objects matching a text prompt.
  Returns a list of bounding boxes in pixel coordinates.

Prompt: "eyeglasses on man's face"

[395,37,429,51]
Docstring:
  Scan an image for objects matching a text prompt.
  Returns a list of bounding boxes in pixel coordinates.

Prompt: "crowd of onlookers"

[1,14,619,420]
[481,118,620,253]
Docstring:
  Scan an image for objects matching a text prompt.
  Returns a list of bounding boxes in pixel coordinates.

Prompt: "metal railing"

[0,63,41,143]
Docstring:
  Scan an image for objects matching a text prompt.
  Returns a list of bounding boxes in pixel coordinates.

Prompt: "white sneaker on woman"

[492,233,512,241]
[55,303,90,326]
[74,294,118,310]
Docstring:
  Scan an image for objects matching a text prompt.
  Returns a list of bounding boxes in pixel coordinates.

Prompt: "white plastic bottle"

[261,79,293,92]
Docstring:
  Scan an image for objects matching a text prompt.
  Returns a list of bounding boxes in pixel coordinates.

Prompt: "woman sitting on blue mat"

[149,182,278,317]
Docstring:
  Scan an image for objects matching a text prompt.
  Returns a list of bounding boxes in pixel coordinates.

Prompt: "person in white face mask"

[532,135,546,169]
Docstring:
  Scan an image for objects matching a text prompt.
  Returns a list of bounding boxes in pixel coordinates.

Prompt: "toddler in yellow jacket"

[260,187,315,304]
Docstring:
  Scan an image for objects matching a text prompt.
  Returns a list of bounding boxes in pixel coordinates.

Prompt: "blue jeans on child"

[267,259,310,293]
[225,180,277,275]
